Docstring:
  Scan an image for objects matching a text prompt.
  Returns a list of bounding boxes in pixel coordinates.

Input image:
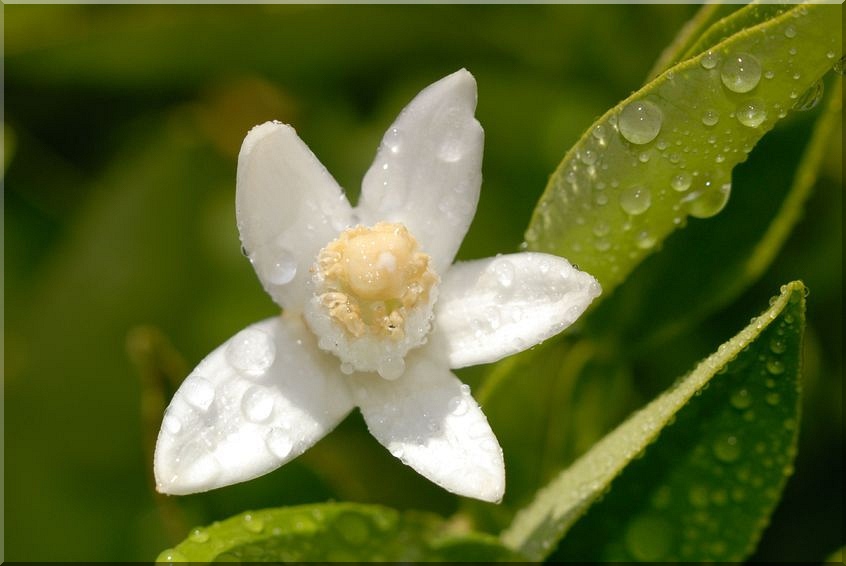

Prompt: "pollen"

[316,222,437,338]
[304,222,440,379]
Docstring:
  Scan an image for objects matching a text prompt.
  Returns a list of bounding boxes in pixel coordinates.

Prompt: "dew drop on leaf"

[720,53,762,93]
[792,80,824,112]
[619,185,652,215]
[618,100,663,144]
[713,434,741,463]
[736,99,767,128]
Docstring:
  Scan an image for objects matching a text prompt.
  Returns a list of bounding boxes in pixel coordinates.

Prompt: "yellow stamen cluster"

[315,222,437,339]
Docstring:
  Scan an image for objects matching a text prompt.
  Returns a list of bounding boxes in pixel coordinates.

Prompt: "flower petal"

[357,69,483,272]
[352,355,505,503]
[154,315,354,495]
[237,121,354,311]
[434,252,601,368]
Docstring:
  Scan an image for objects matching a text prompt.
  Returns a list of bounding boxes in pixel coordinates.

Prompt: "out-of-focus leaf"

[526,3,840,296]
[156,503,521,562]
[585,77,842,355]
[502,282,806,561]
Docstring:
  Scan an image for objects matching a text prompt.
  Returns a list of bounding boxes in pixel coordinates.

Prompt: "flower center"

[304,222,439,379]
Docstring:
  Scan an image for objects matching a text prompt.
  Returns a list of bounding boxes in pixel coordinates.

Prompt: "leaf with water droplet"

[158,503,522,562]
[583,77,841,354]
[526,3,841,297]
[502,281,805,561]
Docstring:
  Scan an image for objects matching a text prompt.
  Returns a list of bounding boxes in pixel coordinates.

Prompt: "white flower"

[154,69,600,503]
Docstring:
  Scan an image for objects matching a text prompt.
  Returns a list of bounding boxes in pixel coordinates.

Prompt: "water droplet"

[713,434,741,463]
[686,177,731,218]
[226,328,276,377]
[793,80,824,112]
[721,53,762,93]
[265,428,293,459]
[163,413,183,435]
[700,50,719,70]
[835,55,846,75]
[156,549,188,563]
[784,25,797,38]
[730,388,752,409]
[243,513,265,533]
[242,385,274,422]
[624,515,672,561]
[265,249,297,285]
[767,359,785,375]
[493,259,516,288]
[377,356,405,380]
[340,362,355,375]
[389,444,404,458]
[769,337,787,354]
[619,100,663,145]
[448,395,469,416]
[635,230,656,250]
[765,392,781,406]
[580,149,597,165]
[638,151,651,163]
[671,173,692,192]
[594,239,611,251]
[593,220,611,237]
[189,528,209,543]
[386,127,401,154]
[592,124,607,146]
[736,99,767,127]
[619,185,652,215]
[184,375,215,412]
[701,109,720,126]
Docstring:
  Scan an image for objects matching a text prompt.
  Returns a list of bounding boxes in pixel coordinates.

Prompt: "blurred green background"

[3,4,841,561]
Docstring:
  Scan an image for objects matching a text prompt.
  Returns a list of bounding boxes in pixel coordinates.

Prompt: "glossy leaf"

[503,281,806,561]
[584,76,842,354]
[156,503,521,562]
[526,2,841,296]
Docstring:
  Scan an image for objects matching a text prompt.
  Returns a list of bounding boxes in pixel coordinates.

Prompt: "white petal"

[154,315,354,495]
[236,122,354,311]
[352,354,505,503]
[357,69,483,272]
[434,252,601,368]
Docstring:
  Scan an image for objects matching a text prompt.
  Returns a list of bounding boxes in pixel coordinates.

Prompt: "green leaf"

[526,2,840,296]
[502,281,806,561]
[157,503,522,562]
[585,76,842,355]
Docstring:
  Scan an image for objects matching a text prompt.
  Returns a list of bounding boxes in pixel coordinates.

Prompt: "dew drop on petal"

[619,100,663,145]
[619,185,652,215]
[241,385,275,422]
[226,328,276,377]
[448,395,469,416]
[184,375,215,412]
[493,259,516,288]
[163,413,183,435]
[720,53,762,93]
[377,356,405,380]
[265,428,294,459]
[266,250,297,285]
